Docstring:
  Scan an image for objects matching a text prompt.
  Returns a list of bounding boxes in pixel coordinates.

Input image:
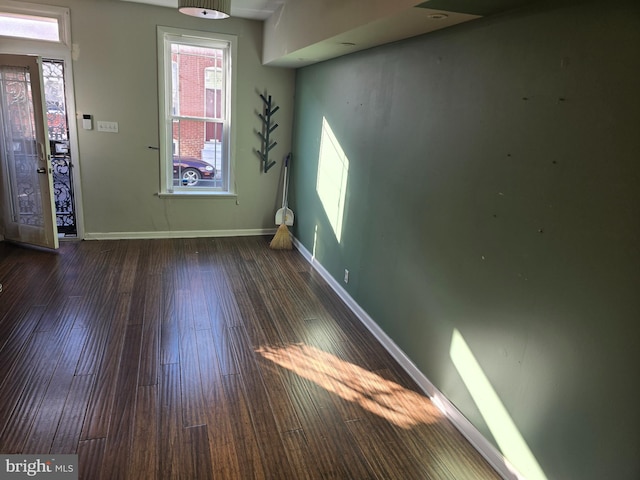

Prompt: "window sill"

[157,191,237,199]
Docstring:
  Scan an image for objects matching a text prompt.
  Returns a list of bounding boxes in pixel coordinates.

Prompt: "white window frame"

[157,26,237,196]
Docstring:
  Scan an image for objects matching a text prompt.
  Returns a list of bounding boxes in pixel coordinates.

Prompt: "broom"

[270,154,293,250]
[270,222,292,250]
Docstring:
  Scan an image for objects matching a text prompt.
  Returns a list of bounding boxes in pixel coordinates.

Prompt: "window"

[0,1,70,46]
[157,27,236,195]
[0,12,58,42]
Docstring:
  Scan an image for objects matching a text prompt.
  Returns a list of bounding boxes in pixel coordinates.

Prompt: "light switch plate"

[97,121,119,133]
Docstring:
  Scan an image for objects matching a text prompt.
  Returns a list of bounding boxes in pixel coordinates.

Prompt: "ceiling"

[121,0,283,20]
[121,0,539,67]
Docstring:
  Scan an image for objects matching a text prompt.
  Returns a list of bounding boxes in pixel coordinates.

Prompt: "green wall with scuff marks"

[289,0,640,478]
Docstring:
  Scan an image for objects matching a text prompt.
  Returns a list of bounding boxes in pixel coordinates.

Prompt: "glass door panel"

[0,54,58,249]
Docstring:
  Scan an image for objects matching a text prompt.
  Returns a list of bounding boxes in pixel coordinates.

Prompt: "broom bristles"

[270,223,292,250]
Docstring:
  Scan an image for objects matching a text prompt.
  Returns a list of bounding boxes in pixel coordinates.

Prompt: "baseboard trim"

[292,236,521,480]
[84,228,276,240]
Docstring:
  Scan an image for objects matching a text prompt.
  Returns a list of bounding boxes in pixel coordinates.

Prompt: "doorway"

[0,2,83,242]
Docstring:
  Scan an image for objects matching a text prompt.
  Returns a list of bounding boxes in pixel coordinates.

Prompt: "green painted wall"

[290,0,640,478]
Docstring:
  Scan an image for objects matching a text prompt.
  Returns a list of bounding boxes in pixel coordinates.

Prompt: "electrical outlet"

[344,269,349,284]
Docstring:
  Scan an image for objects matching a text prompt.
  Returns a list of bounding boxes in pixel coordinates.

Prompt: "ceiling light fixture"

[178,0,230,19]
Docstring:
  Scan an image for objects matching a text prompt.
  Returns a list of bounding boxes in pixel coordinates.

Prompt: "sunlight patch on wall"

[257,343,444,428]
[312,224,318,258]
[316,117,349,242]
[450,329,548,480]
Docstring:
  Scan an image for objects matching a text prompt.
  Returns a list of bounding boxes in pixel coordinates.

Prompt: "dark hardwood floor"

[0,236,501,479]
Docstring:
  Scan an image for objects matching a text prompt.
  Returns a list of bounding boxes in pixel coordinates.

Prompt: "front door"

[0,54,58,250]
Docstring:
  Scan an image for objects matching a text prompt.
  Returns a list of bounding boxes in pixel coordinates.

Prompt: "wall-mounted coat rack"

[256,93,279,173]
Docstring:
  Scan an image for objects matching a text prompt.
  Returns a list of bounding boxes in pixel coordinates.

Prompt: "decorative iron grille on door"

[43,59,76,236]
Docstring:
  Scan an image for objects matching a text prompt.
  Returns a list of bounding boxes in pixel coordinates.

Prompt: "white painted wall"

[262,0,420,64]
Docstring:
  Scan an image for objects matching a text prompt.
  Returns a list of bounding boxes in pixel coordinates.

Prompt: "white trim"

[292,236,522,480]
[156,192,237,199]
[84,228,276,241]
[157,26,237,195]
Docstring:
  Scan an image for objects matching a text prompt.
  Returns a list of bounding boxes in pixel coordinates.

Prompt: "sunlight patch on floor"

[257,343,443,429]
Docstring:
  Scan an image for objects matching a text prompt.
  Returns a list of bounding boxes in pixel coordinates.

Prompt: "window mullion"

[172,114,222,122]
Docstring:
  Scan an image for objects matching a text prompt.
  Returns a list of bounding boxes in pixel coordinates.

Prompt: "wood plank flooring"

[0,236,501,479]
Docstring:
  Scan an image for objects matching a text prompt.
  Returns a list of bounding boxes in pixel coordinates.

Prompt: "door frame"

[0,1,84,240]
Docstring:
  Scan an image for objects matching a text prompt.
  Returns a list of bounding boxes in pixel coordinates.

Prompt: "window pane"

[42,61,68,142]
[0,13,59,42]
[171,44,224,119]
[159,27,235,195]
[172,118,223,189]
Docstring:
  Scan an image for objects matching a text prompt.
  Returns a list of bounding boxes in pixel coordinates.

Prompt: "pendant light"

[178,0,230,19]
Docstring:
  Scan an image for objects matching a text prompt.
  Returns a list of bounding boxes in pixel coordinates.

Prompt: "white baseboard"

[292,236,521,480]
[84,228,276,240]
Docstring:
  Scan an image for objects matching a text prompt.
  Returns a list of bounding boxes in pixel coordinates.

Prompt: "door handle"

[37,168,47,174]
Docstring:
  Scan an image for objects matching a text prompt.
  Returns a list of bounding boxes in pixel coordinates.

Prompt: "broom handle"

[281,164,287,209]
[282,153,291,209]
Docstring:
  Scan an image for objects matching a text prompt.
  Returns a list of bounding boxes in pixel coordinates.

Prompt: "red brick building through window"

[171,44,224,162]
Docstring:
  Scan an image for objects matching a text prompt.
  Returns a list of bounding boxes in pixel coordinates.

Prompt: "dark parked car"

[173,156,216,186]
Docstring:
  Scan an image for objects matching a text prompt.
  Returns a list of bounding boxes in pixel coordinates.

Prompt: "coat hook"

[256,91,280,172]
